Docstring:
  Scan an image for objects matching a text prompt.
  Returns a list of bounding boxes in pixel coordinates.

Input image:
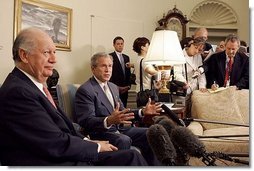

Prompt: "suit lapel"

[218,53,227,79]
[90,77,114,113]
[56,106,77,134]
[113,52,121,66]
[12,68,77,134]
[231,53,240,81]
[113,52,125,75]
[108,83,119,107]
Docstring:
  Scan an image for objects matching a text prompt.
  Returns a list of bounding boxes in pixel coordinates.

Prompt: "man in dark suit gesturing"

[0,28,147,166]
[205,34,249,90]
[75,52,162,165]
[109,36,131,107]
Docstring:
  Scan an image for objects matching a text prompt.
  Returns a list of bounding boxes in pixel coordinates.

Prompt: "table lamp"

[144,29,185,93]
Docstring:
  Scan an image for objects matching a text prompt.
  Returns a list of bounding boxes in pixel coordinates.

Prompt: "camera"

[166,80,186,97]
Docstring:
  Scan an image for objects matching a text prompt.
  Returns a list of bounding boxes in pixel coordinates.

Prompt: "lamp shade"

[144,30,185,66]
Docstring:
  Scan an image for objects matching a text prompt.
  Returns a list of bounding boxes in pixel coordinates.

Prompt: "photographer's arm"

[144,65,158,75]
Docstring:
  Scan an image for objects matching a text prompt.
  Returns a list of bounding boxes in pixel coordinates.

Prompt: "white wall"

[0,0,249,84]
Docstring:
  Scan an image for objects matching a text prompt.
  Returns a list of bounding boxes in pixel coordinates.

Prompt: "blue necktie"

[119,53,125,75]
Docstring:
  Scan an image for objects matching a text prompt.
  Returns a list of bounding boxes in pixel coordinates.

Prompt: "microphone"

[170,127,216,166]
[153,116,176,134]
[192,67,205,79]
[146,124,176,165]
[161,104,185,127]
[192,71,201,79]
[154,117,189,166]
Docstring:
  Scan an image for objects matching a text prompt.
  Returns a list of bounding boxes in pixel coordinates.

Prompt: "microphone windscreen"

[161,104,184,126]
[171,127,205,158]
[147,124,176,165]
[156,118,189,166]
[157,117,176,135]
[153,115,169,124]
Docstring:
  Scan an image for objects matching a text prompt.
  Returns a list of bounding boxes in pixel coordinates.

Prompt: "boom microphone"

[171,127,216,166]
[154,117,189,166]
[147,124,176,165]
[161,104,185,126]
[153,116,176,134]
[184,118,249,127]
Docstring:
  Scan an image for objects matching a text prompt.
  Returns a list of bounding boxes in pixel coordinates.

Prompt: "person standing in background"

[239,40,249,56]
[205,34,249,90]
[193,27,213,61]
[215,40,225,53]
[109,36,131,107]
[174,37,207,118]
[132,37,160,107]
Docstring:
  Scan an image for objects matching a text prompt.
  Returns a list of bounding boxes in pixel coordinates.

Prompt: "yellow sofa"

[56,84,249,166]
[187,87,249,166]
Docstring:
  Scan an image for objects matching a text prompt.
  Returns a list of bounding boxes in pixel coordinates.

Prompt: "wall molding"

[188,0,238,43]
[189,0,237,28]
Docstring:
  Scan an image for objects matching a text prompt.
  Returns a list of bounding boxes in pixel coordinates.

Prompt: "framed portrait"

[14,0,72,51]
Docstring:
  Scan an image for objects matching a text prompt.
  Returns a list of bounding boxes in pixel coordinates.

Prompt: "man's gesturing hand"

[143,98,162,116]
[107,102,134,126]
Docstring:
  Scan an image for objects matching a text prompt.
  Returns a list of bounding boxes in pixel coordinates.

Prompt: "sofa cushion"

[187,121,204,136]
[203,126,249,138]
[56,84,80,122]
[200,136,249,154]
[191,87,248,130]
[235,89,249,124]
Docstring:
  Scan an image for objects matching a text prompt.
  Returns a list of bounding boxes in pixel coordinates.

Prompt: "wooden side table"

[170,106,185,119]
[142,106,185,127]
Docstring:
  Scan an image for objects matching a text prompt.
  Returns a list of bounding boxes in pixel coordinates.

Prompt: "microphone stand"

[200,153,217,166]
[198,134,249,138]
[184,118,249,127]
[224,153,249,157]
[210,151,249,165]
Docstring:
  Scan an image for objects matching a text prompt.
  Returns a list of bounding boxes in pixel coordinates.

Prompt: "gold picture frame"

[14,0,72,51]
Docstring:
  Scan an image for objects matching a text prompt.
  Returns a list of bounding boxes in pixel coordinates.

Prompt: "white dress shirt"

[174,49,207,94]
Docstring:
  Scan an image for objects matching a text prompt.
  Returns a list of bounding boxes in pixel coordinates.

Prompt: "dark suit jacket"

[0,68,99,165]
[205,51,249,89]
[109,52,131,87]
[109,52,131,107]
[74,77,141,134]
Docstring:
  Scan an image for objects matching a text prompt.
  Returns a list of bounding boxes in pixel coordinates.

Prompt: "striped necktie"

[43,86,57,108]
[103,84,115,108]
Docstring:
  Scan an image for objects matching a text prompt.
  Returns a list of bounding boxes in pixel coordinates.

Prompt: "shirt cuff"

[83,137,101,153]
[198,67,204,74]
[104,117,112,129]
[83,137,90,141]
[97,143,101,152]
[138,109,144,118]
